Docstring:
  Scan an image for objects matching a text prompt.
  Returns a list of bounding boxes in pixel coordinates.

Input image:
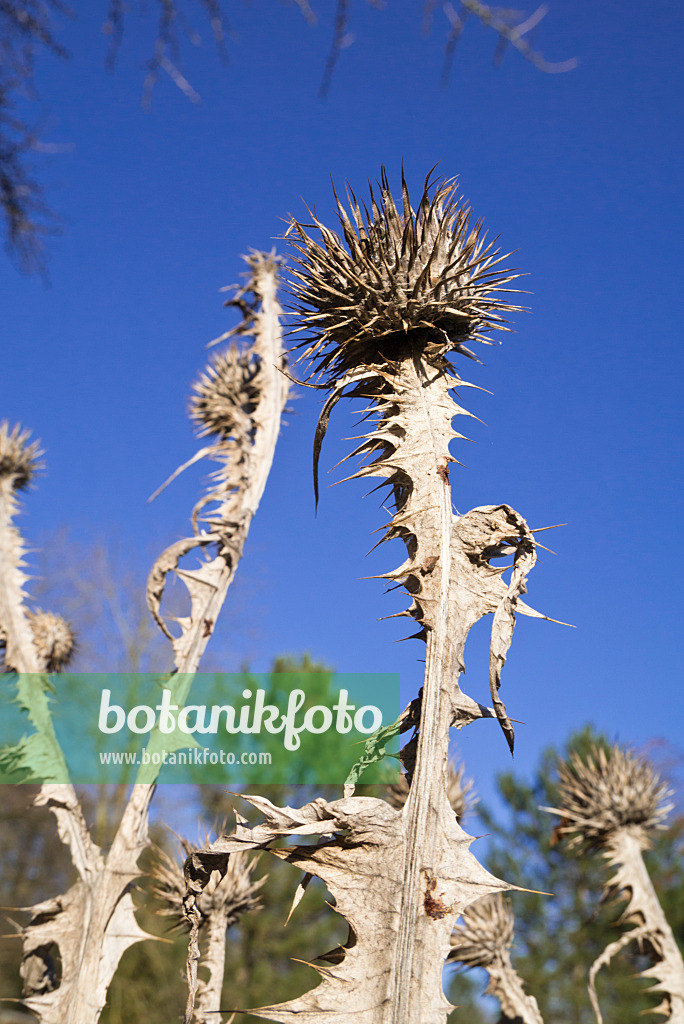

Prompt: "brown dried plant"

[182,169,560,1024]
[548,745,684,1024]
[151,832,264,1023]
[386,761,475,822]
[146,250,288,672]
[0,420,148,1024]
[449,892,543,1023]
[1,251,287,1024]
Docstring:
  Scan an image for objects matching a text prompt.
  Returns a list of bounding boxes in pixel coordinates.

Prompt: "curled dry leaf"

[183,794,510,1024]
[152,832,264,1024]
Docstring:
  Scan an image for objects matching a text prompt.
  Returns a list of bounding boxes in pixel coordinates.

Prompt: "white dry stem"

[449,893,544,1024]
[588,829,684,1024]
[144,251,287,1022]
[182,172,560,1023]
[547,746,684,1024]
[386,762,475,821]
[146,250,288,675]
[4,253,286,1024]
[184,794,510,1024]
[152,839,264,1024]
[0,429,150,1024]
[0,478,42,675]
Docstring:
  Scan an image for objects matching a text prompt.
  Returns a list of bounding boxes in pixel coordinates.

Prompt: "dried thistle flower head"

[386,763,475,821]
[287,167,524,380]
[0,421,43,490]
[448,892,515,968]
[555,745,673,850]
[151,833,264,932]
[27,610,76,671]
[189,348,261,440]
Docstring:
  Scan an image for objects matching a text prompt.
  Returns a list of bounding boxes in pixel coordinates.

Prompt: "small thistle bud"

[0,421,43,490]
[288,167,524,380]
[448,892,514,968]
[189,348,261,440]
[27,610,76,671]
[386,763,475,821]
[151,834,264,932]
[554,745,673,850]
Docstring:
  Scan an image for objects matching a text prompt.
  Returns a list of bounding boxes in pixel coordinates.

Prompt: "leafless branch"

[442,0,577,82]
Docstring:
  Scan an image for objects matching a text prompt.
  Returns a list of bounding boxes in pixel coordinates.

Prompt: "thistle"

[152,832,264,1024]
[288,170,542,753]
[549,746,684,1024]
[151,834,264,932]
[386,762,475,822]
[183,170,553,1024]
[147,251,288,661]
[449,893,543,1024]
[0,420,43,490]
[288,166,523,379]
[26,610,76,671]
[190,346,261,441]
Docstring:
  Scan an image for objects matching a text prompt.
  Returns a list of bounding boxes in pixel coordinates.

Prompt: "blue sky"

[2,0,683,821]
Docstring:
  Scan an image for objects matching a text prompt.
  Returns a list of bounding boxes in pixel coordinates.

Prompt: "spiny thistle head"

[27,610,76,671]
[448,893,515,967]
[189,348,261,440]
[386,763,475,821]
[555,745,673,850]
[287,167,524,381]
[150,833,264,931]
[0,421,43,490]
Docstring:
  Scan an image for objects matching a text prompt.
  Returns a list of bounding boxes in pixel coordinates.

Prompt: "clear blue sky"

[2,0,683,819]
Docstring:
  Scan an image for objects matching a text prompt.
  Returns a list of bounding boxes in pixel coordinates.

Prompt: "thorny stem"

[0,474,99,883]
[392,354,455,1018]
[590,829,684,1024]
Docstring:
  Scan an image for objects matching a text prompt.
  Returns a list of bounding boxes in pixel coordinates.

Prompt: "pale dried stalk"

[146,250,288,677]
[0,423,149,1024]
[5,253,286,1024]
[143,251,287,1021]
[449,893,544,1024]
[152,837,264,1024]
[184,171,557,1023]
[548,746,684,1024]
[0,422,45,674]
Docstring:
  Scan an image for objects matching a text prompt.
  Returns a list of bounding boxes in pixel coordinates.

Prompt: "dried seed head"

[189,348,261,440]
[151,834,264,931]
[555,745,673,850]
[449,892,515,967]
[288,167,524,380]
[27,610,76,671]
[0,421,43,490]
[386,763,475,821]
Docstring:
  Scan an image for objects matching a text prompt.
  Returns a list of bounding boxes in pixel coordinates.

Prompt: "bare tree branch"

[442,0,577,83]
[0,1,69,272]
